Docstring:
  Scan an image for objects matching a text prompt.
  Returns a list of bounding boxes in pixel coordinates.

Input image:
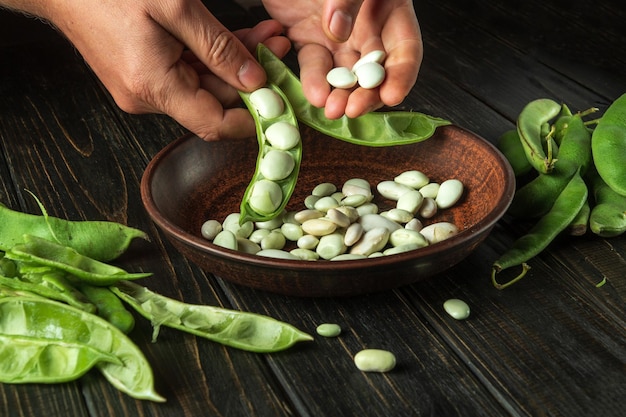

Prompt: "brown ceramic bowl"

[141,125,514,297]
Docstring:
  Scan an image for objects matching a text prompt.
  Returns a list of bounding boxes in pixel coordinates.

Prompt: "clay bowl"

[141,124,514,297]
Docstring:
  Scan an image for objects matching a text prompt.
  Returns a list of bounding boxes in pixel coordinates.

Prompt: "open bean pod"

[239,83,302,224]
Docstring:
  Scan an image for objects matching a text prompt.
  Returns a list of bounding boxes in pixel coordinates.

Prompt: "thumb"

[150,0,266,92]
[323,0,365,43]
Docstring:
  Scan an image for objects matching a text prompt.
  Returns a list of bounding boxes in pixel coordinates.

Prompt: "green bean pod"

[4,234,152,286]
[256,44,450,147]
[508,113,591,218]
[492,170,588,289]
[111,281,313,353]
[79,284,135,334]
[497,129,533,177]
[0,296,164,402]
[567,197,590,236]
[592,93,626,196]
[0,274,96,313]
[0,202,148,262]
[238,83,302,223]
[588,169,626,237]
[0,333,121,384]
[516,98,562,174]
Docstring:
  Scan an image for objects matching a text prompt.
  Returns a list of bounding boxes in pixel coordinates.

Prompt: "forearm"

[0,0,55,19]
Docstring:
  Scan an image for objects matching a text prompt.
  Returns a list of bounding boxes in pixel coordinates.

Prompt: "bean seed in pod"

[249,87,285,119]
[248,180,283,215]
[351,50,386,72]
[354,349,396,373]
[264,121,300,150]
[355,62,385,89]
[259,150,296,181]
[326,67,358,89]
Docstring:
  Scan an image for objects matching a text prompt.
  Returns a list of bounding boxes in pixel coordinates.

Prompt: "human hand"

[262,0,423,119]
[43,0,290,140]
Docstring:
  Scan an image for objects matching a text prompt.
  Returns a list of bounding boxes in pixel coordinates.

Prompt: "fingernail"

[329,11,353,42]
[238,59,265,90]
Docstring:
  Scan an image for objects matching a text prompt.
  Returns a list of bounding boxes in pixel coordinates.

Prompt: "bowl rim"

[141,125,516,272]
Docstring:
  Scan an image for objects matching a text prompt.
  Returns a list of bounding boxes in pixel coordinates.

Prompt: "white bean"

[236,238,261,254]
[396,189,424,215]
[312,182,337,197]
[350,227,390,256]
[326,66,358,89]
[256,249,299,260]
[443,298,471,320]
[317,233,347,260]
[326,208,351,228]
[354,61,385,89]
[394,170,429,189]
[344,222,364,246]
[354,349,396,373]
[222,213,253,238]
[301,218,338,236]
[389,229,429,248]
[418,197,438,219]
[314,196,339,212]
[377,180,413,200]
[200,220,222,240]
[420,222,459,244]
[290,248,320,261]
[294,209,324,223]
[281,223,303,241]
[297,234,319,250]
[351,50,386,72]
[419,182,440,199]
[213,230,238,251]
[358,213,402,233]
[436,179,464,209]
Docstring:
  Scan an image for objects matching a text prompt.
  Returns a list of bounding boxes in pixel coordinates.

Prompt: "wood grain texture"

[0,1,624,416]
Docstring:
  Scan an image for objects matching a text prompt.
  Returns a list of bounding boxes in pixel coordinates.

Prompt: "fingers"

[149,0,266,92]
[298,43,334,108]
[322,0,365,42]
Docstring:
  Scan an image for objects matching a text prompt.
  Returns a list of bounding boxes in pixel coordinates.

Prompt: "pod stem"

[491,263,531,290]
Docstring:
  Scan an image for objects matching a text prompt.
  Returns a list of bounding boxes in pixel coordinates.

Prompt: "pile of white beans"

[326,50,387,90]
[201,171,464,261]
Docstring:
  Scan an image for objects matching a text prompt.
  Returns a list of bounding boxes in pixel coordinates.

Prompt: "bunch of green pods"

[493,95,626,289]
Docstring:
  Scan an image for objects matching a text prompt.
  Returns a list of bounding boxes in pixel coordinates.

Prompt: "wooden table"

[1,1,624,416]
